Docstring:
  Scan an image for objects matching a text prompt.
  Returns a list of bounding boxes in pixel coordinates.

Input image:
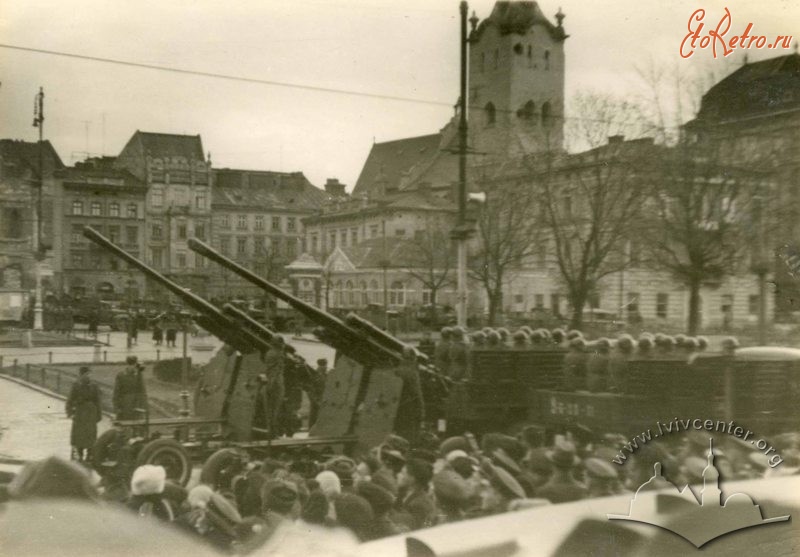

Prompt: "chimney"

[325,178,346,197]
[608,135,625,145]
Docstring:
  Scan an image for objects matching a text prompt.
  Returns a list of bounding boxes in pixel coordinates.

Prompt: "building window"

[109,202,120,217]
[177,223,187,240]
[70,251,84,268]
[370,225,379,238]
[237,237,247,255]
[749,294,760,315]
[345,280,355,306]
[194,223,205,240]
[272,216,281,232]
[151,248,163,268]
[535,294,544,308]
[656,293,668,318]
[177,252,186,268]
[350,227,358,245]
[127,203,138,218]
[151,189,163,207]
[237,214,248,230]
[90,202,102,216]
[255,215,265,231]
[485,102,496,125]
[220,214,230,229]
[541,101,552,127]
[126,226,138,245]
[721,294,734,322]
[329,232,336,250]
[108,225,120,244]
[109,258,119,271]
[70,201,83,215]
[287,217,296,232]
[340,230,348,246]
[395,228,406,237]
[71,225,83,244]
[422,290,431,305]
[195,193,206,210]
[152,224,163,240]
[311,234,318,254]
[544,49,550,70]
[219,236,230,255]
[389,281,405,306]
[254,236,265,254]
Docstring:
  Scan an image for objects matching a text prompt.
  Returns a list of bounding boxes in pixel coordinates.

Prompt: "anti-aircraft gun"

[83,227,357,486]
[188,238,451,445]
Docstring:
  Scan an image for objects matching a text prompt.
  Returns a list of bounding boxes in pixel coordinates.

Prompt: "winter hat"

[130,465,166,496]
[439,436,470,456]
[355,481,395,516]
[404,458,433,487]
[301,490,329,525]
[261,479,299,516]
[315,470,342,498]
[325,456,356,486]
[333,493,374,542]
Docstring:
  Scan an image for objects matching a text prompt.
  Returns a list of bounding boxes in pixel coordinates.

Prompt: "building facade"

[116,131,212,297]
[208,168,328,298]
[55,157,147,300]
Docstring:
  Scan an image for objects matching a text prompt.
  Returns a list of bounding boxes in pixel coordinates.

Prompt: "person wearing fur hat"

[325,455,357,490]
[534,440,588,504]
[261,478,300,520]
[396,458,436,531]
[334,493,376,541]
[127,465,176,523]
[66,366,102,462]
[512,330,530,349]
[562,337,588,391]
[434,327,452,378]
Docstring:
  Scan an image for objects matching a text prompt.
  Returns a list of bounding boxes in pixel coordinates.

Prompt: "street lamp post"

[32,87,46,331]
[180,314,191,417]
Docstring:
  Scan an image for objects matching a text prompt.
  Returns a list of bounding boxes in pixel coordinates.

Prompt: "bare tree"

[404,220,455,327]
[534,92,651,329]
[468,183,538,325]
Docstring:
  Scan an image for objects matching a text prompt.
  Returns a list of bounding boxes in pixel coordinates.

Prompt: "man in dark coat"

[534,440,588,504]
[258,338,286,438]
[394,346,425,444]
[66,366,102,461]
[308,358,328,427]
[396,458,436,531]
[113,356,147,420]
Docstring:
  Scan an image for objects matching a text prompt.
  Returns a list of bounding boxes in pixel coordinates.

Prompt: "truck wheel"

[136,439,191,486]
[199,448,246,491]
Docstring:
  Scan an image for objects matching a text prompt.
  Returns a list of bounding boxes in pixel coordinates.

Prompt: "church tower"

[467,1,568,164]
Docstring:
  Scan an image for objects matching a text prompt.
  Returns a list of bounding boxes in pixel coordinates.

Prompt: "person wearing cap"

[356,481,404,538]
[478,460,526,515]
[584,457,622,497]
[178,484,244,552]
[534,440,588,504]
[113,356,147,421]
[394,346,425,444]
[308,358,328,428]
[334,493,376,541]
[434,327,452,378]
[470,330,486,347]
[396,458,436,531]
[66,366,102,462]
[637,335,655,359]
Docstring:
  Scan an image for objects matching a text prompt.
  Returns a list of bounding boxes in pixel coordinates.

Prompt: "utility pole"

[31,87,45,330]
[451,2,476,328]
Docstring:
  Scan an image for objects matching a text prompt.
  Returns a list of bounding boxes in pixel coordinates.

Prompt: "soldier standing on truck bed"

[258,337,286,438]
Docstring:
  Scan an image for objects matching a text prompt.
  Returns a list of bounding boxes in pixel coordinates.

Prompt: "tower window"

[517,100,536,121]
[513,43,523,55]
[544,50,551,70]
[485,102,496,125]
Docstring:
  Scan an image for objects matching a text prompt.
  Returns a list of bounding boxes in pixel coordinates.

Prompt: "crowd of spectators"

[2,425,797,555]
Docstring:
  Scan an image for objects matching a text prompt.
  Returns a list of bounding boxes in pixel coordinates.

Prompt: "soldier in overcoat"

[66,366,102,461]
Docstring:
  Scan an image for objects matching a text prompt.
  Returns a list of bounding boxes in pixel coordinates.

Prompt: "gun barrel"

[222,304,296,355]
[345,312,431,366]
[189,238,396,367]
[83,227,269,354]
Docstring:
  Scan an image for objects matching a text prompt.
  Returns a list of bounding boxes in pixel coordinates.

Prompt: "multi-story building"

[209,168,328,298]
[0,139,63,294]
[55,157,147,300]
[116,131,212,297]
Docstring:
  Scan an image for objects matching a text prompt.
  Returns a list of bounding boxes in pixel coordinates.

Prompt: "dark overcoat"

[66,376,102,449]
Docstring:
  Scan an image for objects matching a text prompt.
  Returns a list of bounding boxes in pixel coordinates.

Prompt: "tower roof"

[473,1,567,41]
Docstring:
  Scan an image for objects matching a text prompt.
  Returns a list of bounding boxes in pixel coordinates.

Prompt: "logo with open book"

[607,439,790,547]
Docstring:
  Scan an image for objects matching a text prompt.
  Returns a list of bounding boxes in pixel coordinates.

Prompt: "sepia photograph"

[0,1,799,555]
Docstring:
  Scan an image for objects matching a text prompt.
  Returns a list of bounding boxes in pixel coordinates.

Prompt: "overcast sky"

[0,0,797,188]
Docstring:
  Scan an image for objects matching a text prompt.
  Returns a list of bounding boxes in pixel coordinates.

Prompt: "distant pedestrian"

[128,315,139,346]
[88,311,99,339]
[152,320,163,346]
[66,366,102,462]
[164,314,178,348]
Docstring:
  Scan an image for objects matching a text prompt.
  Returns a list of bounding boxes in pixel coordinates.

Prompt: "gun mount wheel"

[135,439,192,486]
[199,448,248,491]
